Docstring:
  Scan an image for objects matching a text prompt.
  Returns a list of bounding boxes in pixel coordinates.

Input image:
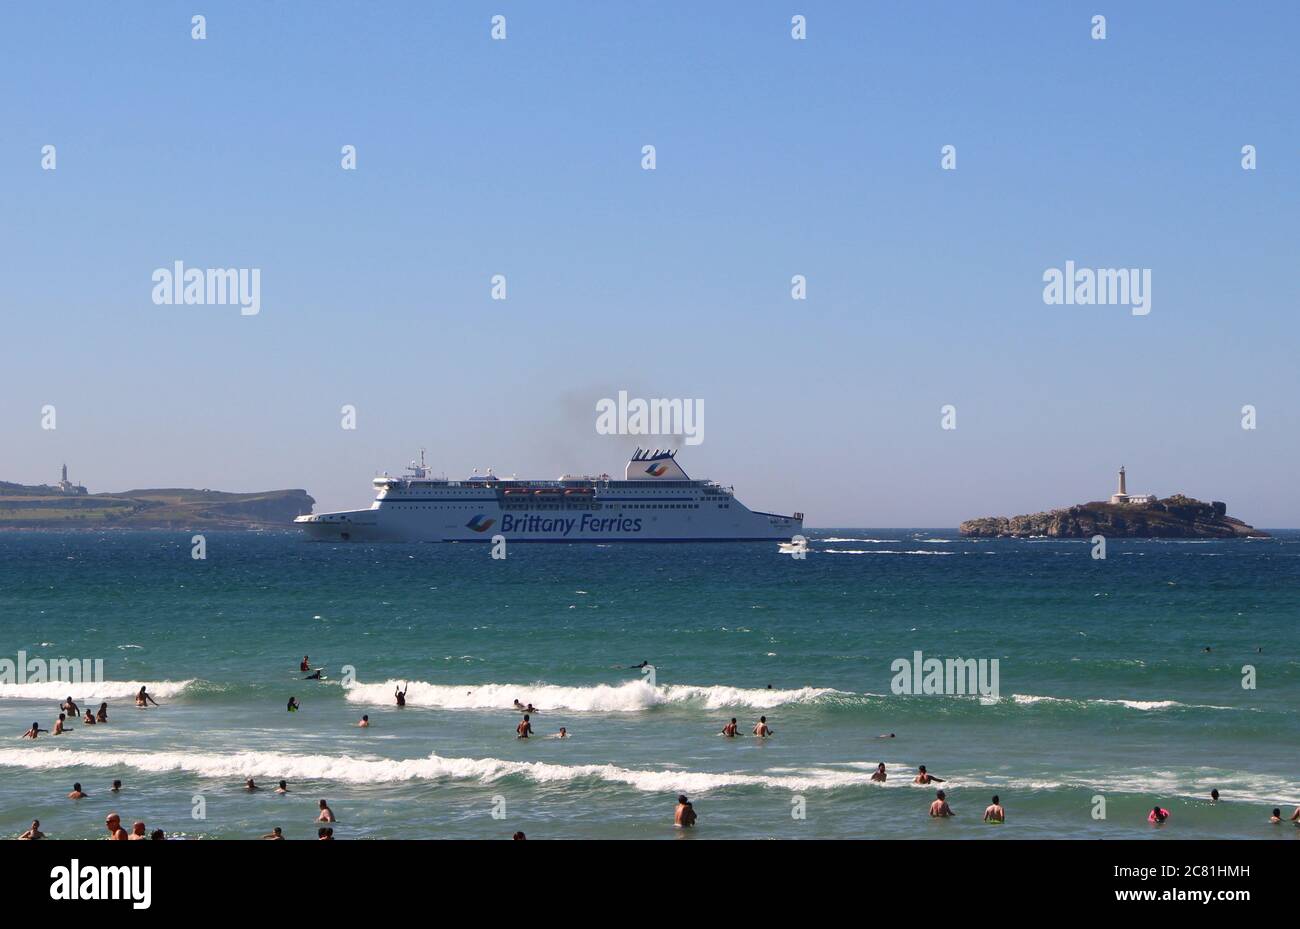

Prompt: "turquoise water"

[0,529,1297,840]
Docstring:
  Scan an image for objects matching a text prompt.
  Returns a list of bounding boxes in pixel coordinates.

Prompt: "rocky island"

[0,465,313,530]
[959,468,1267,539]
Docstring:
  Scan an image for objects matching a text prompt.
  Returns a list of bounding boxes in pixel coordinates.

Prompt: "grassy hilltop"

[0,482,314,529]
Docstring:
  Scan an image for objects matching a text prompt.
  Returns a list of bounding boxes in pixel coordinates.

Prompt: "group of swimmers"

[19,688,163,741]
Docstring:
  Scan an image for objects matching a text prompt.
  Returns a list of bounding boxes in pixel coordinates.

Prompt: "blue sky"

[2,1,1297,526]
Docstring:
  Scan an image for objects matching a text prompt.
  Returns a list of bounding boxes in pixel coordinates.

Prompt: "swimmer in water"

[358,715,369,728]
[913,765,945,785]
[513,699,525,711]
[245,778,258,791]
[877,733,896,739]
[1150,806,1169,825]
[303,669,323,680]
[67,783,87,799]
[512,831,526,840]
[317,799,336,823]
[96,702,108,723]
[556,727,568,739]
[523,703,538,715]
[395,684,408,707]
[1270,808,1282,824]
[20,722,47,740]
[629,660,649,669]
[111,780,122,793]
[674,795,697,828]
[721,718,738,737]
[752,716,773,737]
[983,795,1005,823]
[62,696,79,717]
[150,829,164,841]
[871,763,887,783]
[317,827,334,840]
[82,709,95,725]
[1288,806,1300,824]
[516,714,533,739]
[275,780,289,794]
[287,696,300,712]
[929,790,954,817]
[135,686,159,708]
[1210,788,1220,803]
[18,820,44,840]
[52,714,70,735]
[263,827,284,840]
[300,656,311,672]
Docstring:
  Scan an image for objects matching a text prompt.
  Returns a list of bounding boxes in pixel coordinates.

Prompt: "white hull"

[296,449,801,543]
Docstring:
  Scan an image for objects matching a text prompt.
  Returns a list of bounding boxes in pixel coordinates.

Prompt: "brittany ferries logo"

[466,515,496,533]
[644,463,669,477]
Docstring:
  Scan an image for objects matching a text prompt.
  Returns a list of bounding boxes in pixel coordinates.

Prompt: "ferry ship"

[295,449,803,543]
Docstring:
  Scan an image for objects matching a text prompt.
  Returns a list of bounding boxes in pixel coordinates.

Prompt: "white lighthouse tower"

[1110,466,1155,505]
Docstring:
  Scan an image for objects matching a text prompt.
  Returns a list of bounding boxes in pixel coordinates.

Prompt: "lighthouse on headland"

[1109,466,1155,505]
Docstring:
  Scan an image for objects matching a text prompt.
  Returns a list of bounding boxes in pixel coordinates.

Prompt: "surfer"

[287,696,300,712]
[18,820,44,840]
[20,722,46,739]
[262,827,284,840]
[629,660,649,669]
[317,800,336,823]
[395,684,408,707]
[96,702,108,723]
[913,765,945,785]
[871,763,887,783]
[358,715,369,728]
[721,718,738,737]
[300,655,311,672]
[303,669,324,680]
[929,790,954,817]
[674,795,697,828]
[67,783,87,799]
[135,686,159,707]
[983,795,1005,823]
[516,714,533,739]
[752,716,773,737]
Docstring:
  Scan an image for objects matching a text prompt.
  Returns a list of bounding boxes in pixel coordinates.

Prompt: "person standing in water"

[135,686,159,708]
[300,656,311,672]
[263,827,284,840]
[395,684,408,707]
[67,783,87,799]
[674,795,697,828]
[20,722,46,739]
[913,765,944,785]
[82,709,95,725]
[871,763,887,783]
[18,820,44,840]
[287,696,300,712]
[983,795,1005,823]
[275,780,289,794]
[720,718,738,737]
[105,813,128,841]
[516,714,533,739]
[928,790,954,817]
[752,716,773,737]
[96,702,108,723]
[62,696,79,718]
[52,714,70,735]
[317,800,336,823]
[358,715,369,728]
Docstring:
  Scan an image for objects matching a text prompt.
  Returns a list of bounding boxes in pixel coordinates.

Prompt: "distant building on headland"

[56,463,87,496]
[1109,466,1155,505]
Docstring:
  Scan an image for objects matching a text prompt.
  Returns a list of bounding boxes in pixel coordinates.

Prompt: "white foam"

[0,747,878,794]
[0,680,195,701]
[343,679,838,712]
[822,549,954,555]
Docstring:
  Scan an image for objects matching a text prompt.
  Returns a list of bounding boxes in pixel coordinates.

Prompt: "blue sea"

[1,530,1297,840]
